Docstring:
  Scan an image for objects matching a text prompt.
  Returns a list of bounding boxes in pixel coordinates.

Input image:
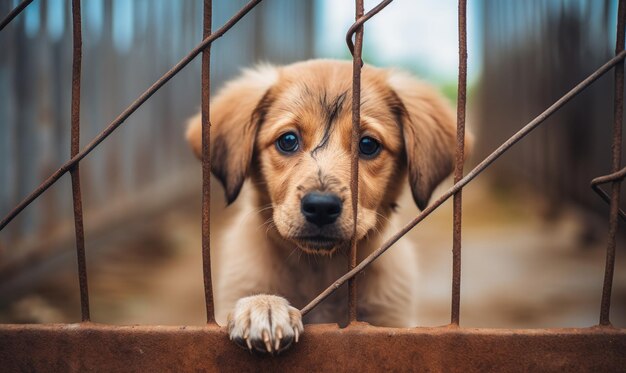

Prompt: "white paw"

[227,294,304,354]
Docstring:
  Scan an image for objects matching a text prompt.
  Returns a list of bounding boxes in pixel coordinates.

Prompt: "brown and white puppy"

[186,59,469,353]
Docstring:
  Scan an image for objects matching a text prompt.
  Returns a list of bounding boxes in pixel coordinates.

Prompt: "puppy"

[186,59,468,353]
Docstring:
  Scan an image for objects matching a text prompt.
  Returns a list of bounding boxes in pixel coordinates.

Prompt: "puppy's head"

[187,60,470,255]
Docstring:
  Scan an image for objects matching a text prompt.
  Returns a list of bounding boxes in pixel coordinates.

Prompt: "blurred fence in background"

[0,0,312,281]
[478,0,623,219]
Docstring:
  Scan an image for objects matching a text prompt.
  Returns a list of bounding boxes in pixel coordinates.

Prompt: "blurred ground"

[1,175,624,329]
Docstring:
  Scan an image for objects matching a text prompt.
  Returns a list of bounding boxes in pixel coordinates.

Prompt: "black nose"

[301,193,342,227]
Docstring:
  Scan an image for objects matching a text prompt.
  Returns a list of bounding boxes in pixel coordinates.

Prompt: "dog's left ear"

[386,70,473,210]
[186,65,278,204]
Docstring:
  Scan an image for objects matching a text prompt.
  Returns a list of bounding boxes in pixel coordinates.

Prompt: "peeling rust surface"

[0,323,625,372]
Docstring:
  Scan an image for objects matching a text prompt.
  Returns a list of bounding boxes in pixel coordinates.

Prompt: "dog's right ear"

[386,69,472,210]
[186,65,278,204]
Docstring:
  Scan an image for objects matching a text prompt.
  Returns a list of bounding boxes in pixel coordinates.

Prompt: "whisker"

[237,203,274,226]
[373,210,393,225]
[264,220,277,237]
[255,216,275,233]
[286,246,299,261]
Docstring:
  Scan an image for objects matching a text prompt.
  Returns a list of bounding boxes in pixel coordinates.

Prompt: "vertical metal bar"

[0,0,34,31]
[451,0,467,327]
[70,0,90,322]
[202,0,215,324]
[600,0,625,327]
[348,0,364,324]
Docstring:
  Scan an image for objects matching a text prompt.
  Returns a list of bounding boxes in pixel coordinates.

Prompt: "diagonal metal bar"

[0,0,263,233]
[0,0,34,31]
[70,0,90,322]
[201,0,215,325]
[301,49,626,317]
[451,0,467,327]
[599,0,625,327]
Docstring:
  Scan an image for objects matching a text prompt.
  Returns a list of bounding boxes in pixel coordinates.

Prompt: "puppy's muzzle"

[300,192,342,227]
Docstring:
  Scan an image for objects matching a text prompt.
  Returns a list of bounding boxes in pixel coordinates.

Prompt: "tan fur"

[186,59,471,353]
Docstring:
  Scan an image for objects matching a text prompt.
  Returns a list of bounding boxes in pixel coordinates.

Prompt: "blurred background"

[0,0,624,328]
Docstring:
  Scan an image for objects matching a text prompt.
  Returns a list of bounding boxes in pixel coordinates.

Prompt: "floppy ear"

[387,70,473,210]
[186,65,278,204]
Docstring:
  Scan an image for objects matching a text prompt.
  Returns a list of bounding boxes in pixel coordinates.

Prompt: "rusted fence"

[1,0,625,371]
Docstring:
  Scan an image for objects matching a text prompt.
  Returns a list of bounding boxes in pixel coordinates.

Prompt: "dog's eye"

[359,136,381,157]
[276,132,299,153]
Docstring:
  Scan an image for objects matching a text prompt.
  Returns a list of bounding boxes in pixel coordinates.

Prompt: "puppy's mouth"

[293,235,345,254]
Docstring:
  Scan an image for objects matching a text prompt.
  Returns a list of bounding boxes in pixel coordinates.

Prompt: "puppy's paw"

[227,294,303,355]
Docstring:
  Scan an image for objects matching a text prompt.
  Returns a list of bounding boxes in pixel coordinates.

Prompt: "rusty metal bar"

[591,166,626,222]
[1,324,625,372]
[451,0,467,327]
[301,50,626,317]
[344,0,393,325]
[0,0,263,233]
[347,0,364,325]
[600,0,625,327]
[70,0,90,322]
[0,0,34,31]
[201,0,215,325]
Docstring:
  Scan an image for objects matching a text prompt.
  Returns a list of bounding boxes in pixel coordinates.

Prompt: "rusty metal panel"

[0,323,625,372]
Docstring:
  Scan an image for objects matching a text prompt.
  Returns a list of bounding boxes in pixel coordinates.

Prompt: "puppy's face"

[255,65,405,254]
[187,60,468,255]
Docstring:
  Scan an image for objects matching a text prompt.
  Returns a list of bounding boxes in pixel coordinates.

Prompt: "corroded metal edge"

[1,323,624,372]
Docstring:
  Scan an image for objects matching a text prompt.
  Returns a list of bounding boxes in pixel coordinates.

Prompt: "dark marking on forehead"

[317,168,325,189]
[311,90,348,156]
